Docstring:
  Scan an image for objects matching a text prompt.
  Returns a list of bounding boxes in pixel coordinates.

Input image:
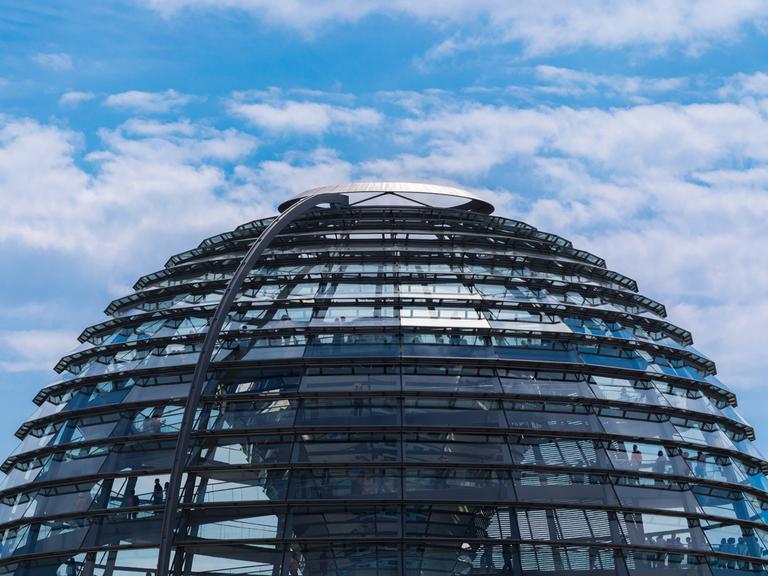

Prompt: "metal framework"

[157,192,348,576]
[1,182,767,576]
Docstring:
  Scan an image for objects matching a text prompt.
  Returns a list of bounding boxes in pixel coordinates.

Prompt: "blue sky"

[1,0,768,461]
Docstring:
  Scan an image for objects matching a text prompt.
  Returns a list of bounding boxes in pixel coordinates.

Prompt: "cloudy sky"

[1,1,768,459]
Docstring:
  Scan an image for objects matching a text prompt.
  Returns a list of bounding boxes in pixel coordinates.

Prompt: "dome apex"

[277,180,495,213]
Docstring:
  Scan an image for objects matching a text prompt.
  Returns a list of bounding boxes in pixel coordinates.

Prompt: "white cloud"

[0,330,78,373]
[533,66,687,100]
[719,71,768,100]
[59,91,96,108]
[137,0,768,56]
[693,165,768,187]
[487,1,768,56]
[0,116,259,269]
[104,89,193,114]
[375,90,454,115]
[415,35,488,69]
[365,99,768,181]
[94,118,257,163]
[229,98,382,134]
[233,148,354,199]
[670,301,768,389]
[139,0,383,30]
[116,117,199,137]
[32,52,73,71]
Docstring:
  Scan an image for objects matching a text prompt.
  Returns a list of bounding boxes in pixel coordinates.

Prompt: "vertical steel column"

[156,192,348,576]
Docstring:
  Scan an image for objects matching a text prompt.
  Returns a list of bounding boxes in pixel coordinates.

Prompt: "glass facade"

[2,182,768,575]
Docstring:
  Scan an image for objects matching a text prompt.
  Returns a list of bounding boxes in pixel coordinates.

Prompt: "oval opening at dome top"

[277,181,495,214]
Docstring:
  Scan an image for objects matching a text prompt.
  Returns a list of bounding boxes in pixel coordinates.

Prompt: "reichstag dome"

[1,182,767,576]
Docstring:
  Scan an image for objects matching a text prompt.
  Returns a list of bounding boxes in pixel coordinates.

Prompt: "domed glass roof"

[1,182,767,576]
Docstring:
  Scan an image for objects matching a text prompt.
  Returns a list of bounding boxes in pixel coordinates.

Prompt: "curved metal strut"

[156,192,348,576]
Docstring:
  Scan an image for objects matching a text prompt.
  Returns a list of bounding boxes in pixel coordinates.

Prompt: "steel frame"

[156,192,348,576]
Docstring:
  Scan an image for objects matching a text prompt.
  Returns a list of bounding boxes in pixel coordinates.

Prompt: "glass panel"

[405,504,514,539]
[4,513,162,559]
[316,305,397,327]
[506,405,603,433]
[123,381,191,403]
[404,398,506,428]
[131,404,184,435]
[501,376,593,399]
[297,398,400,427]
[619,511,707,551]
[606,441,691,476]
[186,547,281,576]
[0,481,100,523]
[101,439,177,475]
[35,446,110,484]
[701,520,767,559]
[299,372,400,393]
[517,508,614,543]
[216,369,301,395]
[0,547,161,576]
[294,543,400,576]
[103,474,172,510]
[191,434,293,466]
[510,437,607,469]
[676,425,736,451]
[624,548,712,575]
[404,432,511,465]
[614,481,702,514]
[402,368,501,393]
[406,543,519,575]
[191,469,290,503]
[404,468,515,501]
[289,506,400,539]
[514,472,618,506]
[202,400,297,430]
[306,333,399,358]
[693,486,762,522]
[189,507,282,541]
[687,452,747,484]
[707,557,767,574]
[519,544,619,574]
[293,433,399,464]
[289,468,400,500]
[591,378,666,406]
[600,417,681,442]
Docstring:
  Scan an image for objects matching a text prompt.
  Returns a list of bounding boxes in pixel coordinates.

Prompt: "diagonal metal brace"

[156,192,348,576]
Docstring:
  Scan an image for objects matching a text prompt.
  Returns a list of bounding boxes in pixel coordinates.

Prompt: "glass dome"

[1,182,767,576]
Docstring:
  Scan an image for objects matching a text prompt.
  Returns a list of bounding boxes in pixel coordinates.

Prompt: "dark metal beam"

[156,192,348,576]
